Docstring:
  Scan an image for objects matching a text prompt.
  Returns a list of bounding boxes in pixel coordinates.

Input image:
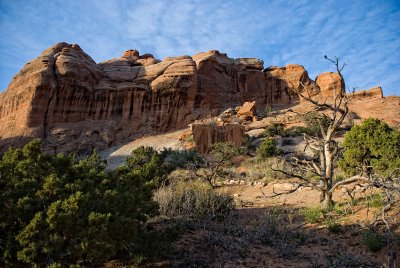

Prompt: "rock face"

[314,72,345,101]
[192,123,245,153]
[0,43,318,153]
[350,86,383,100]
[264,64,320,103]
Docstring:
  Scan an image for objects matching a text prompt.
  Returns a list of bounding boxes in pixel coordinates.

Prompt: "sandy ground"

[166,184,399,267]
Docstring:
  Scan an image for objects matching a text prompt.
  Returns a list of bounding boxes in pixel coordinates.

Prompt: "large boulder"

[191,123,245,153]
[314,72,344,101]
[237,101,256,117]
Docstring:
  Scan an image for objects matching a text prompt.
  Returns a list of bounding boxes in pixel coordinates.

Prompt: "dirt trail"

[102,128,188,170]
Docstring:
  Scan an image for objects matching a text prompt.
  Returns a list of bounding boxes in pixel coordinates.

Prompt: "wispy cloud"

[0,0,399,95]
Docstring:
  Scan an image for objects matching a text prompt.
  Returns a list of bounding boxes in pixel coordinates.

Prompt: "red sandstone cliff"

[0,43,316,152]
[2,42,395,153]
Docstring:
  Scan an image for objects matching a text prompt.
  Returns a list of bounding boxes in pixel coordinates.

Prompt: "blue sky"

[0,0,399,95]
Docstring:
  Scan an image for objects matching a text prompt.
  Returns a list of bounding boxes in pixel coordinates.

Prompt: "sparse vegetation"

[262,104,273,117]
[2,136,397,266]
[257,138,281,158]
[327,221,342,234]
[189,142,243,187]
[154,180,234,220]
[264,122,286,137]
[325,249,374,267]
[362,231,384,252]
[301,207,324,223]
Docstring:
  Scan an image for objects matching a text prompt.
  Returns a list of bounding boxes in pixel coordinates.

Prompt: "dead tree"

[188,142,242,187]
[271,56,367,209]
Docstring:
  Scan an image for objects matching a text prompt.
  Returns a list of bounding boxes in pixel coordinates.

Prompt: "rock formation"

[349,86,383,100]
[237,101,256,117]
[192,123,245,153]
[1,43,317,153]
[264,64,320,103]
[314,72,344,101]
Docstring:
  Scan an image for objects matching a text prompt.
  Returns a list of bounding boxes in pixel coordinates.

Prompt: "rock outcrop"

[314,72,345,101]
[192,123,245,153]
[0,43,319,153]
[264,64,320,103]
[350,86,383,100]
[237,101,256,117]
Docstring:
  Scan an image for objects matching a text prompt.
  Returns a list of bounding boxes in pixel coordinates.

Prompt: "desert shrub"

[257,138,281,159]
[327,221,342,234]
[126,147,201,186]
[191,142,243,187]
[256,213,279,245]
[154,180,234,220]
[339,118,400,178]
[302,111,330,137]
[362,231,384,252]
[126,146,165,184]
[260,104,273,117]
[241,156,288,181]
[255,210,307,259]
[243,134,257,154]
[325,249,374,267]
[0,140,158,266]
[367,193,384,208]
[129,221,186,263]
[301,207,324,223]
[264,122,286,137]
[159,148,202,172]
[285,126,308,137]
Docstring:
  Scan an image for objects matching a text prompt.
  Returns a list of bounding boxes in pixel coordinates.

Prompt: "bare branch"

[270,183,302,197]
[271,166,325,192]
[298,92,347,114]
[329,175,370,193]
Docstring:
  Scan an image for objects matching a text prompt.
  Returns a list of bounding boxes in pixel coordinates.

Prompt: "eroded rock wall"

[0,43,312,153]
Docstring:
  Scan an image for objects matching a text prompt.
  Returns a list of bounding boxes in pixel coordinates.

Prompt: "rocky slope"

[0,43,314,153]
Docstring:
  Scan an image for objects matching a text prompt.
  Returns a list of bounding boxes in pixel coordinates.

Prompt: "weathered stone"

[0,43,344,153]
[246,128,265,139]
[191,123,245,153]
[314,72,344,101]
[350,86,383,99]
[264,64,319,103]
[237,101,256,117]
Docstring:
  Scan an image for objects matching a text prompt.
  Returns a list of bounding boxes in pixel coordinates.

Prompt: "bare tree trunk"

[319,182,325,204]
[321,191,333,210]
[272,55,350,211]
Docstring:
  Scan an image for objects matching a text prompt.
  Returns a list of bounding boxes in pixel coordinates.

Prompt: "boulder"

[314,72,344,101]
[237,101,256,117]
[246,128,265,139]
[191,123,245,153]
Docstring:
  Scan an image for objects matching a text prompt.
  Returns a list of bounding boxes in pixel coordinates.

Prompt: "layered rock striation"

[0,43,321,152]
